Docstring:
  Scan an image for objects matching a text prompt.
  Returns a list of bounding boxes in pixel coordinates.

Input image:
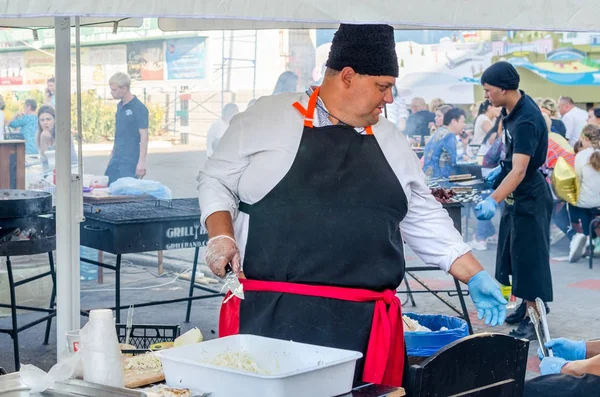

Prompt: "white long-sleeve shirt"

[575,148,600,208]
[561,106,588,147]
[197,91,471,273]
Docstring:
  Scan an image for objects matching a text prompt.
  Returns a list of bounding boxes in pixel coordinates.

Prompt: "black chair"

[407,333,529,397]
[588,208,600,270]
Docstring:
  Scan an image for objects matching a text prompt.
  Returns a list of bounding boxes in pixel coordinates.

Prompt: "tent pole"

[54,16,80,360]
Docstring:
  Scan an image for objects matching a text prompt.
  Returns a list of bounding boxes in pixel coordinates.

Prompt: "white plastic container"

[157,334,362,397]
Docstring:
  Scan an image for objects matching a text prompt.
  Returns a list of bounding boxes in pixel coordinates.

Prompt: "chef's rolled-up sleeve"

[400,168,471,273]
[197,112,254,228]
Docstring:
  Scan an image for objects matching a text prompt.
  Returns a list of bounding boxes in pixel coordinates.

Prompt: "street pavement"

[1,147,598,385]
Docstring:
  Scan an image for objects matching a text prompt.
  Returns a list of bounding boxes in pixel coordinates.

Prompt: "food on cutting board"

[402,315,448,332]
[174,327,203,347]
[120,343,137,350]
[143,385,192,397]
[205,351,270,375]
[124,352,162,371]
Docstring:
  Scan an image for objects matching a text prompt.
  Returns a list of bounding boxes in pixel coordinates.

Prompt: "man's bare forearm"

[205,211,234,239]
[491,169,525,203]
[448,252,485,284]
[138,129,149,165]
[563,354,600,377]
[586,340,600,359]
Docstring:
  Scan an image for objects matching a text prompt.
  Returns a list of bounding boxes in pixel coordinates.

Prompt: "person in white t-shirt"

[206,103,239,159]
[558,96,588,147]
[472,100,500,145]
[568,124,600,262]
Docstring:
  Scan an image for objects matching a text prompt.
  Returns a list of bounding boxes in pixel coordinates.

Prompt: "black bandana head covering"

[481,61,520,90]
[326,24,399,78]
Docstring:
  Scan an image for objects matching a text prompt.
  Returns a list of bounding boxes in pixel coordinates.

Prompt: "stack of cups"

[80,309,124,387]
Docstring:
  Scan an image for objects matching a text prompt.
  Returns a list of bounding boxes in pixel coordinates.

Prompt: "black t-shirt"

[404,110,435,144]
[112,96,149,164]
[501,91,548,176]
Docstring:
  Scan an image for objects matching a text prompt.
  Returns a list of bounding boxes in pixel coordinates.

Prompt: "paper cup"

[89,309,114,323]
[66,329,81,353]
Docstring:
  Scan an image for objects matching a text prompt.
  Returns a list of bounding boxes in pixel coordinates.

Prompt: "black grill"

[80,198,208,254]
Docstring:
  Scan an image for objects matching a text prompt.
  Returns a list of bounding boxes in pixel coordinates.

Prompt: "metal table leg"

[453,278,474,334]
[185,247,200,323]
[44,252,57,345]
[401,274,416,307]
[115,254,122,323]
[6,257,20,371]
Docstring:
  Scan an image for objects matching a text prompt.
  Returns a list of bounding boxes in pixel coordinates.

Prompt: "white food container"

[157,334,362,397]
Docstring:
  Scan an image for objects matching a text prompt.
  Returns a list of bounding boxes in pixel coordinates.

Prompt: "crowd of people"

[388,90,600,264]
[0,77,78,172]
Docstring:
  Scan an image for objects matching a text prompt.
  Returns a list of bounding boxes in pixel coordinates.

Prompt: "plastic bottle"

[501,284,518,309]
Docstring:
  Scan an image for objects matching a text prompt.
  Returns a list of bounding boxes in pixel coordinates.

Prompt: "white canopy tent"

[1,0,600,31]
[1,0,600,359]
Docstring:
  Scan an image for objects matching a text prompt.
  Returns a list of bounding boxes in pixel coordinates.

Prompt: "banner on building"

[89,45,127,84]
[0,52,24,85]
[23,50,54,85]
[127,41,164,81]
[165,37,206,80]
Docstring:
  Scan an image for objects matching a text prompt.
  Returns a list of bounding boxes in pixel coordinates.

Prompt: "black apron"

[494,138,553,302]
[238,106,409,384]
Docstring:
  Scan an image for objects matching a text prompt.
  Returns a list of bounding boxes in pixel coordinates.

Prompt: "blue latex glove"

[467,270,507,326]
[485,165,502,184]
[474,196,497,220]
[537,338,587,361]
[540,356,568,375]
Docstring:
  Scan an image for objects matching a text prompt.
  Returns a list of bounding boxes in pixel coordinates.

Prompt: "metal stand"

[399,268,473,335]
[185,247,226,323]
[397,202,474,335]
[0,252,57,371]
[80,247,224,323]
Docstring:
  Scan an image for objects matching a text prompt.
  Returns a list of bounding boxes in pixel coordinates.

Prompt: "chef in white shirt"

[197,23,506,389]
[558,96,588,147]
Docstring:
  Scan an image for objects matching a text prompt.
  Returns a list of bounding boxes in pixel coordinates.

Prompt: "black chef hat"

[481,61,520,90]
[326,24,399,78]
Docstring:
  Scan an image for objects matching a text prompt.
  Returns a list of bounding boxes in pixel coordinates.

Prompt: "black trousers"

[568,204,599,238]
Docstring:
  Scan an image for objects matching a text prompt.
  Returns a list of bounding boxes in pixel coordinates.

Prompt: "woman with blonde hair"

[568,124,600,262]
[538,98,567,138]
[429,97,445,112]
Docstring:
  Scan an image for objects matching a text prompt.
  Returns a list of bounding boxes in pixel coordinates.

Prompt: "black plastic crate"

[116,324,180,355]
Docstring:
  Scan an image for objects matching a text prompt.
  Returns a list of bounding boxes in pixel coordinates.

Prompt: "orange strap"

[292,86,374,134]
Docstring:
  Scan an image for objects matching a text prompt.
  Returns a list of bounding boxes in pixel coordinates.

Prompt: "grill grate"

[84,198,200,224]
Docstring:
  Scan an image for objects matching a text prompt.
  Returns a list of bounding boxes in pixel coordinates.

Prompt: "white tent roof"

[0,17,142,28]
[1,0,600,31]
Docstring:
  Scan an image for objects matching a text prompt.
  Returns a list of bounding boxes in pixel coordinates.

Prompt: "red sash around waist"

[218,278,404,386]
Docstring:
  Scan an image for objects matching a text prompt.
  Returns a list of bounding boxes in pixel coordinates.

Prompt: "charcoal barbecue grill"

[0,189,57,371]
[79,198,222,323]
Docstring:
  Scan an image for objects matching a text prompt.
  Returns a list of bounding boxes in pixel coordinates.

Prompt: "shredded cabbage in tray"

[205,352,270,375]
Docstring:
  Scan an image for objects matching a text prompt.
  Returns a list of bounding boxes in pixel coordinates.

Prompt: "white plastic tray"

[157,334,362,397]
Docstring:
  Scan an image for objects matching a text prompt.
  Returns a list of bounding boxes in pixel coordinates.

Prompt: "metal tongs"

[528,307,548,357]
[222,263,244,304]
[125,304,134,346]
[535,298,553,357]
[528,298,553,358]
